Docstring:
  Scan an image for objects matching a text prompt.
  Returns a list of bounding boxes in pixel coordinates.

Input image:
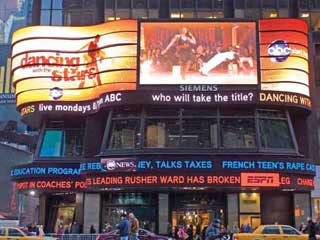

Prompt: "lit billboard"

[259,19,309,96]
[11,20,137,107]
[10,19,311,122]
[139,21,257,85]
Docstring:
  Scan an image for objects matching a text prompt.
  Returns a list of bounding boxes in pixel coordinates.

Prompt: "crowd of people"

[24,215,320,240]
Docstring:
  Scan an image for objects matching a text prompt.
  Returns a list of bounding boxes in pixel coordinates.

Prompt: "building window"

[41,0,95,26]
[310,0,320,8]
[258,110,295,150]
[146,119,180,148]
[105,108,297,152]
[108,119,141,149]
[41,0,63,25]
[170,0,224,18]
[220,118,256,149]
[39,122,84,157]
[105,0,159,21]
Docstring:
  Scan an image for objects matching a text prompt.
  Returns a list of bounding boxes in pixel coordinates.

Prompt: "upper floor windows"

[105,0,159,21]
[105,108,297,153]
[40,0,96,26]
[39,121,84,157]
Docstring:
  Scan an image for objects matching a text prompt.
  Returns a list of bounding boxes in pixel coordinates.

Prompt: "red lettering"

[297,178,314,187]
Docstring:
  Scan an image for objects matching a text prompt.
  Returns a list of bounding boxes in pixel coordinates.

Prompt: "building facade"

[9,0,320,235]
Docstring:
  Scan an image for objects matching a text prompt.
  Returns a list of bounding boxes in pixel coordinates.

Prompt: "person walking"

[116,213,130,240]
[306,217,317,240]
[205,219,221,240]
[129,213,140,240]
[89,225,96,234]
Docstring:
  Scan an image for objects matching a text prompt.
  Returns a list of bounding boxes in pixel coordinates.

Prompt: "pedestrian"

[177,226,188,240]
[205,219,221,240]
[186,225,193,240]
[244,224,252,233]
[299,222,306,232]
[57,223,64,236]
[174,226,179,239]
[116,213,130,240]
[71,221,80,234]
[167,222,173,238]
[129,213,139,240]
[315,217,320,234]
[64,225,70,234]
[90,225,96,234]
[201,226,208,240]
[239,224,245,233]
[232,225,239,234]
[306,217,316,240]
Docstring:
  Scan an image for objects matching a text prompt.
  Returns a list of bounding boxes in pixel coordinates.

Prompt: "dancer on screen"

[161,27,196,80]
[78,34,106,88]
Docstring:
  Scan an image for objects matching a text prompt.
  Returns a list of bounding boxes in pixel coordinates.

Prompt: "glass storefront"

[171,192,226,236]
[102,192,157,232]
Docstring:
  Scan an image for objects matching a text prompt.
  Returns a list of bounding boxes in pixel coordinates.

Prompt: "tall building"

[9,0,320,234]
[0,0,38,223]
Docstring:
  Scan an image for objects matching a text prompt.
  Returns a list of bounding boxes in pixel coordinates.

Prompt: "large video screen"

[139,21,257,85]
[259,19,309,96]
[11,20,137,107]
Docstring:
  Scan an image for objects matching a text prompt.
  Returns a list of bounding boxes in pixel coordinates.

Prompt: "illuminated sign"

[101,158,136,172]
[10,158,315,179]
[139,21,257,85]
[241,173,280,187]
[10,19,312,123]
[14,173,314,191]
[11,20,137,108]
[259,19,309,96]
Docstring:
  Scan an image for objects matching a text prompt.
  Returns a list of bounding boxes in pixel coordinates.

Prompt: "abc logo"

[267,40,291,62]
[106,160,116,171]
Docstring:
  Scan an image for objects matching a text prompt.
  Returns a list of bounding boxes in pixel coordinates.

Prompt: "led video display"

[11,20,137,107]
[259,19,309,96]
[139,21,257,85]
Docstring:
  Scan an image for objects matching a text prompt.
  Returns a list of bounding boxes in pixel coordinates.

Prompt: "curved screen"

[10,19,311,124]
[259,19,309,96]
[11,20,137,107]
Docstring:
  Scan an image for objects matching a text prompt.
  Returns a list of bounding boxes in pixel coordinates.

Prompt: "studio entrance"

[170,192,226,237]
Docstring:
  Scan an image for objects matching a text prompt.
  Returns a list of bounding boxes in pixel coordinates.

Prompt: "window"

[220,118,255,148]
[8,229,23,237]
[245,0,260,8]
[39,122,84,157]
[258,110,294,149]
[181,0,194,8]
[262,0,276,8]
[40,0,63,25]
[300,0,309,8]
[311,0,320,8]
[198,0,212,8]
[279,0,289,8]
[282,226,300,235]
[105,108,297,152]
[146,119,179,148]
[109,119,141,149]
[41,0,95,26]
[262,226,280,234]
[181,119,217,148]
[213,0,224,9]
[117,0,131,8]
[235,0,245,8]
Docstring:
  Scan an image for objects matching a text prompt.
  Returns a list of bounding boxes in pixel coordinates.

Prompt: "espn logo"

[241,173,280,187]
